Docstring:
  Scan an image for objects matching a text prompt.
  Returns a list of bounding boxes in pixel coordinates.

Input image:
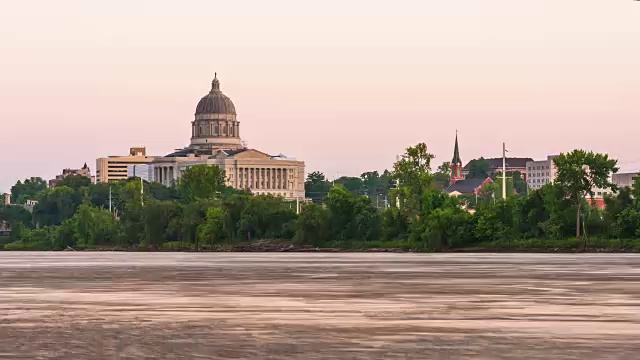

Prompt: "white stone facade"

[151,75,306,200]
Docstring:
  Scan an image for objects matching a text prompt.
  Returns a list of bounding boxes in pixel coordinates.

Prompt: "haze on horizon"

[1,0,639,192]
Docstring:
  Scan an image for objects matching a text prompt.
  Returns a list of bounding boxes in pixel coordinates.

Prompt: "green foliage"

[433,162,452,190]
[392,143,435,216]
[75,204,123,247]
[0,205,33,235]
[305,171,332,203]
[10,177,47,204]
[4,145,640,252]
[33,186,82,226]
[56,175,91,189]
[554,150,618,242]
[294,203,331,246]
[325,185,381,241]
[239,195,297,239]
[177,165,226,202]
[143,200,182,248]
[198,207,228,244]
[491,171,527,197]
[465,158,490,179]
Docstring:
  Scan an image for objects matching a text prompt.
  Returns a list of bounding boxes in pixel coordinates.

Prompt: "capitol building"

[152,74,306,200]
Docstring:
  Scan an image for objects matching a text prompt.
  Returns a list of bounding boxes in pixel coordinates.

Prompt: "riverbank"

[5,238,640,253]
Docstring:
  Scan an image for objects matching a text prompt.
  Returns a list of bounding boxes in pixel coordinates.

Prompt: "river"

[1,253,639,359]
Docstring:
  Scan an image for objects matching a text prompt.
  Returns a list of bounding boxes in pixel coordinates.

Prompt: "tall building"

[49,163,94,187]
[526,156,558,190]
[152,74,306,200]
[96,147,157,183]
[450,133,464,184]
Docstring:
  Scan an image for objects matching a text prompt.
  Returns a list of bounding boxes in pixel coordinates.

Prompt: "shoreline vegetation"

[2,144,640,253]
[4,238,640,253]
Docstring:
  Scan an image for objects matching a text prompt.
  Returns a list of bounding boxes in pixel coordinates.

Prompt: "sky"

[1,0,639,192]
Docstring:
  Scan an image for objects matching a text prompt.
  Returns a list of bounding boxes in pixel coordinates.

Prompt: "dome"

[195,74,236,115]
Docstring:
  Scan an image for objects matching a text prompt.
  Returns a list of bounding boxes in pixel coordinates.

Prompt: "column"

[272,168,276,190]
[283,169,287,190]
[266,168,271,189]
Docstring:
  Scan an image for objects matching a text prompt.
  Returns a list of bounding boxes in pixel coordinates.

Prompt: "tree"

[434,162,452,190]
[553,150,618,247]
[392,143,435,215]
[198,207,228,246]
[325,185,380,241]
[143,200,182,248]
[490,171,526,197]
[239,195,297,239]
[11,177,47,204]
[334,176,363,193]
[465,158,490,179]
[177,165,226,202]
[294,203,331,246]
[305,171,331,203]
[56,175,91,190]
[33,186,82,226]
[74,204,122,248]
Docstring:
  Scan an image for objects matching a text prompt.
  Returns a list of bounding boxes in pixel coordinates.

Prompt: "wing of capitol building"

[152,74,306,200]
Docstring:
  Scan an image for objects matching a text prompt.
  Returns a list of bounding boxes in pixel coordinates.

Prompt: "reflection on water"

[1,253,640,359]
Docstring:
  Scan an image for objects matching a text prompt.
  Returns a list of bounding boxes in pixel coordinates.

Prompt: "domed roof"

[195,74,236,115]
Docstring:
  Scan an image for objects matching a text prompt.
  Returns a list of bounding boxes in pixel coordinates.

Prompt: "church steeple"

[450,131,464,184]
[452,131,462,165]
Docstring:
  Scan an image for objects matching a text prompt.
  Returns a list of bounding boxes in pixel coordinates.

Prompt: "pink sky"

[1,0,639,192]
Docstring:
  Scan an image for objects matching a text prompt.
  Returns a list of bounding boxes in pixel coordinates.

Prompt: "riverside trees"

[2,147,640,251]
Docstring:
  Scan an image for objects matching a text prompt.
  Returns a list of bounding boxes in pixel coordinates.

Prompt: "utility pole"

[140,177,144,207]
[109,186,112,214]
[502,142,507,200]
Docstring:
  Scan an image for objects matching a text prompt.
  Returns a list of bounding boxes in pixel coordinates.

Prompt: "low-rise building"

[96,147,157,183]
[613,172,639,189]
[446,177,494,197]
[49,163,94,187]
[464,157,533,179]
[0,220,10,237]
[127,164,155,183]
[446,133,493,196]
[526,155,558,190]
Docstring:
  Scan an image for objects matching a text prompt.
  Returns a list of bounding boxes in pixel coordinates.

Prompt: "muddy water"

[1,253,640,359]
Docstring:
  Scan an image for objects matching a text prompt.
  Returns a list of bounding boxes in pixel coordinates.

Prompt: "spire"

[211,72,220,92]
[83,162,88,169]
[452,131,462,165]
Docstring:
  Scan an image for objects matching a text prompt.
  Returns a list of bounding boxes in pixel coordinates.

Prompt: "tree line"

[1,143,639,251]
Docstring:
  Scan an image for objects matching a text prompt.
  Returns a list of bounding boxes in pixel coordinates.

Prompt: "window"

[597,192,602,196]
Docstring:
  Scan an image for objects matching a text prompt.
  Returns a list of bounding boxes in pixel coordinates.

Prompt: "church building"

[445,133,492,196]
[152,75,306,200]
